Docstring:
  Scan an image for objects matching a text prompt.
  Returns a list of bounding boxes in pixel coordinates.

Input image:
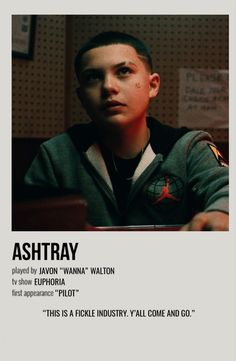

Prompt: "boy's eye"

[117,67,132,76]
[82,71,102,84]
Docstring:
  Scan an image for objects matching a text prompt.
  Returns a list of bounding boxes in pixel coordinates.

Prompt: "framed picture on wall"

[12,15,36,59]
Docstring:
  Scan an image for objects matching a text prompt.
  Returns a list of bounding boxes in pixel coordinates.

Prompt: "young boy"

[25,31,229,230]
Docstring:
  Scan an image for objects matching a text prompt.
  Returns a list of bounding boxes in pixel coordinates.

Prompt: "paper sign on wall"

[178,69,228,128]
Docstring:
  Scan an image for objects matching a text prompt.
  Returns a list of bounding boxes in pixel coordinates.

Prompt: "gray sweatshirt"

[24,118,229,226]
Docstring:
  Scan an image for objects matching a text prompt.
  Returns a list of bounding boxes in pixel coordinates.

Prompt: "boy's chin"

[93,116,136,129]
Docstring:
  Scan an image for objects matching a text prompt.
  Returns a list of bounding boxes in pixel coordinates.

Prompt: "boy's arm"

[184,136,229,230]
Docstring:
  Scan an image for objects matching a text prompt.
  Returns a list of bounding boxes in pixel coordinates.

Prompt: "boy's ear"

[149,73,160,99]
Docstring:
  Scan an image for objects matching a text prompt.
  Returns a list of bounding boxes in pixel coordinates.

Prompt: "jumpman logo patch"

[152,176,179,204]
[144,174,184,210]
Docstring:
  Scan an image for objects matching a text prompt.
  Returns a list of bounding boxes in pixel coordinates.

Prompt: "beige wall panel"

[12,15,66,138]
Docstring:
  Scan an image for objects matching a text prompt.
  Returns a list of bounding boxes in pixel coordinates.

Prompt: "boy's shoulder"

[147,117,212,157]
[40,122,96,152]
[66,121,97,152]
[148,117,190,156]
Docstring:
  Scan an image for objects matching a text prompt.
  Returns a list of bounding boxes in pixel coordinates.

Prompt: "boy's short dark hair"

[74,31,153,79]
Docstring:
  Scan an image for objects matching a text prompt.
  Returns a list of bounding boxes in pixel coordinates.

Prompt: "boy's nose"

[102,74,119,95]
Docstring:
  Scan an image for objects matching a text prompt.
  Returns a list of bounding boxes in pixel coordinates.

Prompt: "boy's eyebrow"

[80,61,138,74]
[113,61,138,69]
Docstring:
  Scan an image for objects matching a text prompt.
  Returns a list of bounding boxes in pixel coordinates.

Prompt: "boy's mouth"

[102,100,126,110]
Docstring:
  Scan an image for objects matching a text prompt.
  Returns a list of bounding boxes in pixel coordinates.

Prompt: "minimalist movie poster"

[1,4,236,361]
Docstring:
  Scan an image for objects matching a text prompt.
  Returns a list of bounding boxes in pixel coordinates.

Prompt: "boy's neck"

[98,121,150,159]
